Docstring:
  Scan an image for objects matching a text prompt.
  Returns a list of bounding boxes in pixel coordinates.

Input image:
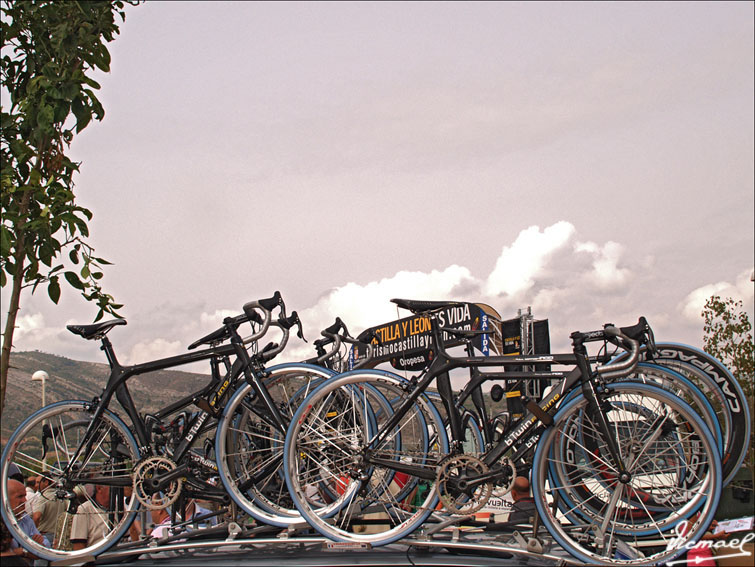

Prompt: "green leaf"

[64,271,86,290]
[36,104,55,128]
[48,277,61,303]
[1,0,137,329]
[0,225,11,257]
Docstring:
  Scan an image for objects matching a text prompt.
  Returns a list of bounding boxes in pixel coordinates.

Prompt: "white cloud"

[1,310,102,363]
[575,240,630,289]
[282,220,645,361]
[679,268,755,323]
[15,313,48,339]
[200,309,238,327]
[7,223,743,369]
[12,312,68,351]
[484,222,575,297]
[285,265,476,362]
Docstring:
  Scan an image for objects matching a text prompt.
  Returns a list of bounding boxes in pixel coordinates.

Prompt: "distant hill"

[2,351,211,444]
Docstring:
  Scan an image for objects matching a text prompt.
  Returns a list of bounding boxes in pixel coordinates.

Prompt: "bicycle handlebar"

[260,311,305,361]
[596,325,640,379]
[425,308,650,381]
[316,318,346,364]
[308,318,375,367]
[187,292,284,350]
[244,291,283,316]
[241,291,284,343]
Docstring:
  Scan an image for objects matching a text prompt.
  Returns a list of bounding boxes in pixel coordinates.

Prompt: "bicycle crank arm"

[147,463,189,492]
[453,468,511,492]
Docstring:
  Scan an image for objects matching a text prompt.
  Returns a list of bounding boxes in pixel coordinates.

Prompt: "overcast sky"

[3,1,753,371]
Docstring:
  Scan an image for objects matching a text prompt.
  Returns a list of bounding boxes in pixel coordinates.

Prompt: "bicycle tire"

[1,401,140,562]
[550,382,717,529]
[548,380,712,525]
[283,370,449,546]
[215,363,333,526]
[218,363,409,525]
[532,382,722,565]
[562,362,724,458]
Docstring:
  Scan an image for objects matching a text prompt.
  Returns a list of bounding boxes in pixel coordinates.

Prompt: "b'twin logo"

[185,412,208,442]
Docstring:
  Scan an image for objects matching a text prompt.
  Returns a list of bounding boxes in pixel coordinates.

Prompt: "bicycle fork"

[572,333,630,483]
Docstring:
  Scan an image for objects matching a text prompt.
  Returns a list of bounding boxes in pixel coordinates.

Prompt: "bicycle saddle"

[391,298,465,314]
[67,319,127,340]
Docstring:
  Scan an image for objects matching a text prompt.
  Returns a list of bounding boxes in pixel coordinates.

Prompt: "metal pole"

[32,370,49,408]
[31,370,50,472]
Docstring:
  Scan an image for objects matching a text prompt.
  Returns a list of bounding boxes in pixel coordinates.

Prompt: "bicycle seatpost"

[99,335,121,369]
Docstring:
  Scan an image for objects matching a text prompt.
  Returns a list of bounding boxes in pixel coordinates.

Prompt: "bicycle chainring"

[436,454,493,516]
[132,456,183,510]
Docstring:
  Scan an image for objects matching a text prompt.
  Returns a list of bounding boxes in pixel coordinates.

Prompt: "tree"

[702,295,755,488]
[1,1,139,416]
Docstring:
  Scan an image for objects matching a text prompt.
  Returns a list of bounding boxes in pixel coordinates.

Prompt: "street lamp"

[31,370,49,408]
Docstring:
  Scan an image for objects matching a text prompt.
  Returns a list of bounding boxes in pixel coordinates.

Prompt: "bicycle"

[282,299,722,565]
[0,292,297,562]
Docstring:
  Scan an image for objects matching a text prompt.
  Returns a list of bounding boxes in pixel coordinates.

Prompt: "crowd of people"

[0,463,219,564]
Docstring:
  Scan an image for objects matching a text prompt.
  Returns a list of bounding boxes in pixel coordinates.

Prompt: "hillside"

[2,351,211,444]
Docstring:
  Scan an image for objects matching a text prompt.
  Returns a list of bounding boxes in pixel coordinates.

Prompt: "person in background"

[31,476,65,547]
[3,479,49,560]
[149,495,177,539]
[24,477,38,517]
[1,521,31,567]
[70,485,111,550]
[679,511,729,567]
[508,475,537,524]
[183,499,217,529]
[122,485,142,542]
[8,464,24,484]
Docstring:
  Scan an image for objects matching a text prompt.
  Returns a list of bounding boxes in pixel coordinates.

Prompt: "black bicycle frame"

[364,314,618,486]
[62,337,243,481]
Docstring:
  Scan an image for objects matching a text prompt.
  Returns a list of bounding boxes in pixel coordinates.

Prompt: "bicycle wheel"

[616,342,750,486]
[1,401,140,562]
[216,363,334,526]
[551,382,718,530]
[284,370,448,546]
[288,372,420,515]
[549,382,711,525]
[533,382,722,565]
